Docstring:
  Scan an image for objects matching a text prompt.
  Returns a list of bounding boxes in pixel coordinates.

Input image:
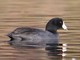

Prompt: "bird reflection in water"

[45,43,67,60]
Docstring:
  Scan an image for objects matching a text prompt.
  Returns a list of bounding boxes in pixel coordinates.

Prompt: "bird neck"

[46,25,58,34]
[46,20,58,34]
[46,29,57,34]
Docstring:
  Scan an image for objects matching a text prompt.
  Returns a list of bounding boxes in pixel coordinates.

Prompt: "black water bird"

[7,18,67,48]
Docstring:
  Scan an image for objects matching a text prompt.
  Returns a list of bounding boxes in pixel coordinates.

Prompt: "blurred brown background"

[0,0,80,60]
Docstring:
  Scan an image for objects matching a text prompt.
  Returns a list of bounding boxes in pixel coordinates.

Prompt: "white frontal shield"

[62,21,68,30]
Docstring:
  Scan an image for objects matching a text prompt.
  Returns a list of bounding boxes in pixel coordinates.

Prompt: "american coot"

[7,18,67,48]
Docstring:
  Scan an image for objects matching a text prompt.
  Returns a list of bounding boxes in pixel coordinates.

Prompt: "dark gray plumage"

[7,18,67,48]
